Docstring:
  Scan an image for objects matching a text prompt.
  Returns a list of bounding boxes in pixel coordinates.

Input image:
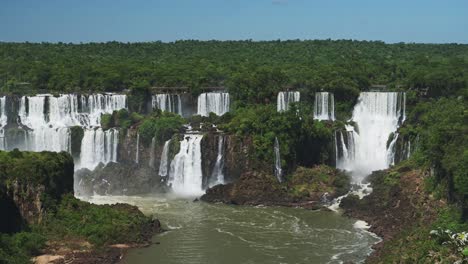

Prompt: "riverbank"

[339,162,466,263]
[0,150,163,264]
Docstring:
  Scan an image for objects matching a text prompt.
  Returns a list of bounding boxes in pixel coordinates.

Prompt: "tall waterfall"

[135,133,140,164]
[274,137,283,183]
[314,92,335,121]
[277,91,300,112]
[78,128,119,170]
[1,94,126,170]
[152,94,182,115]
[210,135,225,186]
[336,92,406,182]
[197,92,230,116]
[158,139,171,177]
[149,137,156,169]
[168,134,204,196]
[0,97,7,149]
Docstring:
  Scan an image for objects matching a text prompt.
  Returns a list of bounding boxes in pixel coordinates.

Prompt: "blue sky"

[1,0,467,43]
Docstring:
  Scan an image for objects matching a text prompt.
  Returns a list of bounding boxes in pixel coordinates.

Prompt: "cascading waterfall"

[152,94,183,115]
[158,139,171,177]
[149,137,156,169]
[0,96,8,149]
[135,133,140,164]
[2,94,127,171]
[197,92,230,116]
[274,137,283,183]
[78,128,119,170]
[277,91,300,112]
[168,134,204,196]
[314,92,335,121]
[210,135,225,186]
[336,92,406,182]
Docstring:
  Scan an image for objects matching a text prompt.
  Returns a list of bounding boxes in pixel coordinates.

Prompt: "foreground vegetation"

[0,151,158,264]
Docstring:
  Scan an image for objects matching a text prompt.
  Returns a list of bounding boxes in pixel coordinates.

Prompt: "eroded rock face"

[0,151,74,230]
[75,163,169,196]
[201,165,349,208]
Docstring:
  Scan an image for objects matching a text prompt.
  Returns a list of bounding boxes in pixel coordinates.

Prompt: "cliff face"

[0,151,74,231]
[76,128,170,196]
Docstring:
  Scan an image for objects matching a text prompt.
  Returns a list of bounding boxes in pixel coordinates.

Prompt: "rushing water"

[84,195,380,264]
[314,92,335,121]
[197,92,230,117]
[336,92,405,182]
[277,91,300,112]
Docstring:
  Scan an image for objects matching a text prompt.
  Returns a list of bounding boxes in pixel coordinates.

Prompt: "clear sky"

[1,0,467,43]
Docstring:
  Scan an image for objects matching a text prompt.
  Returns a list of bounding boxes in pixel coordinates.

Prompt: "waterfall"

[1,93,126,169]
[0,97,7,149]
[314,92,335,121]
[336,92,406,182]
[277,91,300,112]
[149,137,156,168]
[197,92,230,116]
[152,94,183,115]
[386,133,399,166]
[78,128,119,170]
[210,135,225,186]
[274,137,283,183]
[168,134,204,196]
[135,133,140,164]
[158,139,171,177]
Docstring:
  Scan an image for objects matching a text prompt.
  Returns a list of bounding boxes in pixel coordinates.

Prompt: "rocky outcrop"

[340,166,443,262]
[0,150,74,230]
[202,165,350,209]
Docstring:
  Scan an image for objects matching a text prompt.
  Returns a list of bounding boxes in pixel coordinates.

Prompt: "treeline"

[0,40,467,99]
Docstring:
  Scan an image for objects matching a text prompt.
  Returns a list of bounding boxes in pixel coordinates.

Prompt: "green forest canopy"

[1,40,467,99]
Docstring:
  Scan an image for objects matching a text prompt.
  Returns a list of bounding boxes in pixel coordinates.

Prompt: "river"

[85,195,380,264]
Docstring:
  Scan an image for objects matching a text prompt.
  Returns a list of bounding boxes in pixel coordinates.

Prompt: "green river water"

[85,195,380,264]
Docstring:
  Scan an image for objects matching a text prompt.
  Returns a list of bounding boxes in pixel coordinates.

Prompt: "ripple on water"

[82,195,380,264]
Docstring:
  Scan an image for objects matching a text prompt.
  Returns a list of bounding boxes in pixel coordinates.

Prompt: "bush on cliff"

[138,112,185,145]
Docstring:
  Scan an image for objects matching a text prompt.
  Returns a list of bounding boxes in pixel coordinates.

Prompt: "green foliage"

[287,166,350,198]
[38,195,153,246]
[219,104,334,168]
[100,113,113,130]
[0,232,46,264]
[138,112,185,145]
[0,150,74,202]
[405,97,467,207]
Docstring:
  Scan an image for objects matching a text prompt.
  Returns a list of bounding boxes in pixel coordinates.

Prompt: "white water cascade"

[197,92,230,116]
[274,137,283,183]
[1,94,127,170]
[210,135,225,186]
[152,94,182,115]
[168,134,204,196]
[336,92,406,182]
[78,128,119,170]
[135,133,140,164]
[158,139,171,177]
[314,92,335,121]
[277,91,300,112]
[0,96,8,149]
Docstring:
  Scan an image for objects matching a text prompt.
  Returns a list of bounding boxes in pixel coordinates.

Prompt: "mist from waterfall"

[336,92,406,182]
[135,133,140,164]
[277,91,300,112]
[197,92,230,116]
[168,134,204,196]
[158,139,171,177]
[152,94,183,116]
[314,92,335,121]
[210,135,225,186]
